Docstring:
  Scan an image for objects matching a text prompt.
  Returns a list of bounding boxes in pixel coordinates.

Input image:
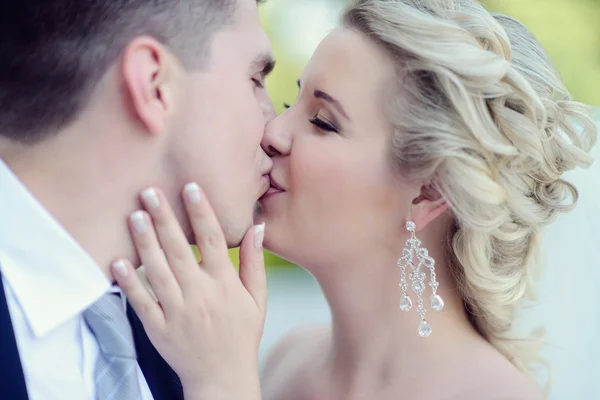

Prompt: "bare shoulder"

[465,373,543,400]
[460,350,545,400]
[480,366,543,400]
[261,325,329,400]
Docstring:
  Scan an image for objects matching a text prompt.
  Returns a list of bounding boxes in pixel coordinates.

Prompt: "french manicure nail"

[184,182,202,204]
[131,211,147,233]
[112,260,129,278]
[254,223,265,248]
[141,188,160,209]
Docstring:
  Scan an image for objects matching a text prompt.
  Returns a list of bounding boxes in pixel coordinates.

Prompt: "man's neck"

[1,140,144,281]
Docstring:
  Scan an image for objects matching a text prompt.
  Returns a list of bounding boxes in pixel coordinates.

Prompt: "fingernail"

[184,183,202,204]
[112,260,129,278]
[141,188,160,209]
[131,211,147,233]
[254,223,265,248]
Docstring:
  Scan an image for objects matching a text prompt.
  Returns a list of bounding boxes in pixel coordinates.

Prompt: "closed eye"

[284,104,338,133]
[252,78,264,89]
[310,116,338,133]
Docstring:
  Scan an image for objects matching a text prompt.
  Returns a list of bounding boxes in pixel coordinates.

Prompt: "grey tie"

[84,293,142,400]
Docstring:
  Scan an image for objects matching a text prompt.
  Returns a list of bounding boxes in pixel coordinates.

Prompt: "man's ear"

[121,36,174,136]
[410,184,449,232]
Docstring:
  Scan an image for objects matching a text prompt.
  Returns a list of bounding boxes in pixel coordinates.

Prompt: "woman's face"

[258,28,416,270]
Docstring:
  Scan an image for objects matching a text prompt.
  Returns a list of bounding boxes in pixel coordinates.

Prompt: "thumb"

[238,223,268,313]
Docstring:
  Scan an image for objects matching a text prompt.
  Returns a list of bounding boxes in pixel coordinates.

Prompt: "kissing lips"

[261,175,285,200]
[264,187,282,197]
[260,174,271,197]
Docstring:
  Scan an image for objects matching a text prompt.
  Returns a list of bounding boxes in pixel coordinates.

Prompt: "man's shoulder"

[0,273,30,399]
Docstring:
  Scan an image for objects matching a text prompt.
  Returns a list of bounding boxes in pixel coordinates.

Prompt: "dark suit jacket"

[0,274,183,400]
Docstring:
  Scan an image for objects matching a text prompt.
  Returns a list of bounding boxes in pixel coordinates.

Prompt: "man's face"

[166,0,275,246]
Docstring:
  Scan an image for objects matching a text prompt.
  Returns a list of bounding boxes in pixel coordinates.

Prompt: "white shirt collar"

[0,158,111,337]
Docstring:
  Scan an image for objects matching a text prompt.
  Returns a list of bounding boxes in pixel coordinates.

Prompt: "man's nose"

[261,99,277,125]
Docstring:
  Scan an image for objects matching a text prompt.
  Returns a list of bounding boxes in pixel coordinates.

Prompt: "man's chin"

[188,227,244,249]
[253,201,264,220]
[224,215,255,249]
[186,204,259,249]
[225,235,243,249]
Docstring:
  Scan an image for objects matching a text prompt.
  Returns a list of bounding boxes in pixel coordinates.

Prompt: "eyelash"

[252,78,264,89]
[310,116,338,133]
[284,103,338,133]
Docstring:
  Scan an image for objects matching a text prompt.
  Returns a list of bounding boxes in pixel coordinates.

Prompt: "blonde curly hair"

[342,0,597,377]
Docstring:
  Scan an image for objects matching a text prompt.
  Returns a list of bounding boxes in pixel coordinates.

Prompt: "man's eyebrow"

[252,52,276,78]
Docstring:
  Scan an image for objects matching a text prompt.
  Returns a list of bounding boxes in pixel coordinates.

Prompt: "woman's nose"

[261,112,292,157]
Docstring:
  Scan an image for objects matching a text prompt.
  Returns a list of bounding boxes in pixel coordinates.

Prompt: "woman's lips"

[263,187,284,197]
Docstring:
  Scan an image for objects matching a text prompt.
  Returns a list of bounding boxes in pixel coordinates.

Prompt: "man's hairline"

[186,0,273,73]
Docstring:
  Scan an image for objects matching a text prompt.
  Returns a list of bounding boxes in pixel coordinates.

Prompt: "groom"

[0,0,274,399]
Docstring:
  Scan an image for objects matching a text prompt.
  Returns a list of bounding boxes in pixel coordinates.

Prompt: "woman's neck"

[312,242,482,397]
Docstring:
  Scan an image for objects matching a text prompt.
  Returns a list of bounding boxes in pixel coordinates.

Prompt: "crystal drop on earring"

[400,295,412,312]
[430,294,444,311]
[418,319,432,337]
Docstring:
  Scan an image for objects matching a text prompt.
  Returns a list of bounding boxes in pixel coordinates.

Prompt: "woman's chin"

[262,233,278,254]
[262,233,291,261]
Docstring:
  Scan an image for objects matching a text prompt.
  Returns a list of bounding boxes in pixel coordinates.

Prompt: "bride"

[114,0,597,399]
[254,1,596,398]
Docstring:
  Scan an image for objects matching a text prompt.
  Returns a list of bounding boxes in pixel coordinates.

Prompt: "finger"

[111,259,165,330]
[238,223,268,314]
[129,210,184,313]
[140,187,201,290]
[182,183,231,276]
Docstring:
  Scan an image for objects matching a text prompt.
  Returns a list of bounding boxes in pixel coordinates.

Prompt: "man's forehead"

[248,26,274,68]
[224,0,273,68]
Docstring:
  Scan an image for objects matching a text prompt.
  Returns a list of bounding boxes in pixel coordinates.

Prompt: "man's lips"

[260,174,271,196]
[260,175,285,200]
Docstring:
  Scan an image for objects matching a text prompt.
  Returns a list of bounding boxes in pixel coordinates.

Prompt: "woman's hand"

[112,183,267,399]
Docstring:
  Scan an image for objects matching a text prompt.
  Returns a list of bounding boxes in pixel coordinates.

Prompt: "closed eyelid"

[295,79,349,121]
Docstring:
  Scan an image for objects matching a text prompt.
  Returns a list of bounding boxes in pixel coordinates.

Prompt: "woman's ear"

[410,184,449,232]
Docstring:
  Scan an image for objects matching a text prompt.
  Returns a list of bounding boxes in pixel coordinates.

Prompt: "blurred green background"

[231,0,600,267]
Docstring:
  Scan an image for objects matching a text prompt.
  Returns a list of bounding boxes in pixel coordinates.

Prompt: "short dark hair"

[0,0,255,144]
